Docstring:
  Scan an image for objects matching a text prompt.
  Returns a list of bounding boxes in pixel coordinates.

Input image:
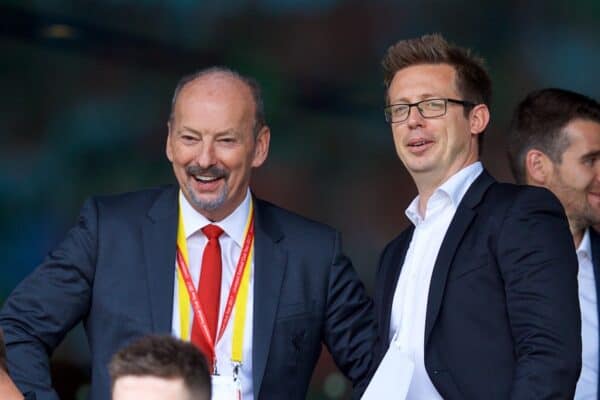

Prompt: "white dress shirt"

[389,162,483,400]
[575,228,598,400]
[172,189,255,400]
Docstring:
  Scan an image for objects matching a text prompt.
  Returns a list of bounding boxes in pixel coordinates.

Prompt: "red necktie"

[191,224,224,368]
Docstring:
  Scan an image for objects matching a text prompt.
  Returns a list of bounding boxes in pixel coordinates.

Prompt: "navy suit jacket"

[372,170,581,399]
[0,185,375,400]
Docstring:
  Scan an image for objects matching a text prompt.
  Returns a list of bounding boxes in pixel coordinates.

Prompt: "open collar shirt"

[389,161,483,400]
[575,228,598,400]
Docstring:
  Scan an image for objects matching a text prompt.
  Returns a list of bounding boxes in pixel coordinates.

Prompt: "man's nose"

[196,141,216,167]
[406,105,425,128]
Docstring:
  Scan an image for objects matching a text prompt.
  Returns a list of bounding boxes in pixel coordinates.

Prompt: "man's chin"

[192,198,224,211]
[189,194,226,212]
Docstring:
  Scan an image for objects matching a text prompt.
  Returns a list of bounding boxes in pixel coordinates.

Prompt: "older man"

[0,67,375,400]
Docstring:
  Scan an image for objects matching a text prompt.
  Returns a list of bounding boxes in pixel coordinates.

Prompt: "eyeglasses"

[384,98,476,123]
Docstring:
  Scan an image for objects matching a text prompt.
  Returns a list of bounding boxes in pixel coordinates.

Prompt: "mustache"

[186,165,228,178]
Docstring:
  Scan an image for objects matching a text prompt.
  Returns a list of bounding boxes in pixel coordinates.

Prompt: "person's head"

[166,67,270,221]
[110,335,211,400]
[382,33,491,190]
[508,88,600,236]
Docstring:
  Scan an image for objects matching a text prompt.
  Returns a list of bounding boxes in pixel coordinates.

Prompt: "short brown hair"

[109,335,210,400]
[508,88,600,184]
[382,33,492,108]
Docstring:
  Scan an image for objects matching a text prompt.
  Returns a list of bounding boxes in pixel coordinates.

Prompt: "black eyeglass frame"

[384,98,476,123]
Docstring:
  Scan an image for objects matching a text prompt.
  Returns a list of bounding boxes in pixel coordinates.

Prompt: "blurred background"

[1,0,599,398]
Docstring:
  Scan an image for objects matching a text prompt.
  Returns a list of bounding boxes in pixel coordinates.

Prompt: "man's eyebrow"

[581,150,600,161]
[215,129,239,136]
[178,125,202,135]
[177,126,240,137]
[389,93,441,104]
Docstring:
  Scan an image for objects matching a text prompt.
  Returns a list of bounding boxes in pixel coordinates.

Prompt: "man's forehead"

[182,73,251,99]
[175,74,255,115]
[388,64,459,101]
[564,119,600,145]
[392,63,456,81]
[113,375,188,400]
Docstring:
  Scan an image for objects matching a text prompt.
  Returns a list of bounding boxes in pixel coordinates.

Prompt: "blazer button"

[433,370,439,375]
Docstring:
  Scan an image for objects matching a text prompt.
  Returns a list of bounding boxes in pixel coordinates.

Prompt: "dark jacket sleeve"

[368,230,412,391]
[322,232,376,399]
[499,187,581,399]
[0,198,98,400]
[371,238,396,374]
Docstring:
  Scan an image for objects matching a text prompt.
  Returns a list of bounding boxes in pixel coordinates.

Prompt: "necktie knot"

[202,224,223,240]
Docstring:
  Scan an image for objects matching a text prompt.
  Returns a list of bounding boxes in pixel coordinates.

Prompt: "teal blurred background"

[1,1,599,398]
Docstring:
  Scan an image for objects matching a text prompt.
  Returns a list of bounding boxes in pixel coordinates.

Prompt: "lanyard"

[176,198,254,368]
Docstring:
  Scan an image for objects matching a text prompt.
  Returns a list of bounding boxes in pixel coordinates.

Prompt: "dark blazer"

[0,185,375,400]
[373,170,581,399]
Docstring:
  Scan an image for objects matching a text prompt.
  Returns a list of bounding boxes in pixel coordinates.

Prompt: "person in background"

[508,87,600,399]
[110,335,210,400]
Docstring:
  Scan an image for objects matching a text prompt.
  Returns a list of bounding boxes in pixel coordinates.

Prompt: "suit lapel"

[142,185,179,334]
[589,229,600,400]
[251,198,287,398]
[424,170,494,345]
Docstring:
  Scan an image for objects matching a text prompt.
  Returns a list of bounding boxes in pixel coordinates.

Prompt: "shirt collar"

[577,228,592,261]
[405,161,483,225]
[179,189,252,247]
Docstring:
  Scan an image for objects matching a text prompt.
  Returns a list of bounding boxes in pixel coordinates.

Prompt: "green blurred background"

[1,0,599,398]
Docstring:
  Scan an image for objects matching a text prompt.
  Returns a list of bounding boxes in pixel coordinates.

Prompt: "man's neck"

[413,161,482,219]
[413,162,480,217]
[413,171,461,218]
[414,172,448,218]
[567,214,588,249]
[571,226,585,249]
[416,188,435,219]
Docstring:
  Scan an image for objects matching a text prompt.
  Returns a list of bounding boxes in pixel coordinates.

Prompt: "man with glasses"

[508,88,600,400]
[368,34,581,399]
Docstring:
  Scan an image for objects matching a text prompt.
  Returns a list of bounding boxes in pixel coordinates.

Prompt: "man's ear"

[469,104,490,136]
[166,121,173,162]
[252,126,270,168]
[525,149,553,185]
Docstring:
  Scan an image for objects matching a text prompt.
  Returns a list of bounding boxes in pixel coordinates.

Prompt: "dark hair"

[109,335,210,399]
[382,33,492,108]
[169,66,266,137]
[0,329,7,372]
[508,88,600,184]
